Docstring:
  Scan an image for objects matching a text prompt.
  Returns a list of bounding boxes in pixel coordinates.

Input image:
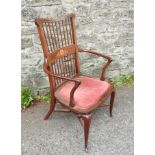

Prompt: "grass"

[108,75,134,87]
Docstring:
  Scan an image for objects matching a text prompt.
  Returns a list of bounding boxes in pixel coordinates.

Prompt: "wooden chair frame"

[35,14,115,151]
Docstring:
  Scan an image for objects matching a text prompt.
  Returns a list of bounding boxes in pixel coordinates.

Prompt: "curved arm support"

[78,47,112,81]
[43,63,81,107]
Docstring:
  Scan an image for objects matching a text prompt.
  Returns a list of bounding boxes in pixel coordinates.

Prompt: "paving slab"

[21,87,134,155]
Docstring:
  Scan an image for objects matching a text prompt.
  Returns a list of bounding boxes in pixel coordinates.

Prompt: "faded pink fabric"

[55,76,111,109]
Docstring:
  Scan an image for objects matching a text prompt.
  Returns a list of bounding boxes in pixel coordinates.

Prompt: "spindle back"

[35,14,80,88]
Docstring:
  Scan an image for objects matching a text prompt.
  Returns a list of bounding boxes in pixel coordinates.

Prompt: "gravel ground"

[21,87,134,155]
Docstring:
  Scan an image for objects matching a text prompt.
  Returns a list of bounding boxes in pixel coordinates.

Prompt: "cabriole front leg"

[81,114,92,151]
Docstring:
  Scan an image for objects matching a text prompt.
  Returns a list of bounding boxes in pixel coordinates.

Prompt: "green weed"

[21,87,33,110]
[35,94,50,103]
[108,75,134,87]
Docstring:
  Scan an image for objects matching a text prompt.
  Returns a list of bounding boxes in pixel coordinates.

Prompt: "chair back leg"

[110,91,115,117]
[44,98,56,120]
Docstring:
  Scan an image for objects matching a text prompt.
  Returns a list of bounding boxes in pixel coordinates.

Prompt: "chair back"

[35,14,80,87]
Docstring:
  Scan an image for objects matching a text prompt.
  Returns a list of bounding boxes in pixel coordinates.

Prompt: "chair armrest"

[78,48,112,61]
[78,47,112,81]
[43,63,81,107]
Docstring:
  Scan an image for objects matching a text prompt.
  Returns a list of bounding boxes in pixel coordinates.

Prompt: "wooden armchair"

[35,14,115,151]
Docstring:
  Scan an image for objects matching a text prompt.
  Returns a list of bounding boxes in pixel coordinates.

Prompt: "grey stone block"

[21,0,134,94]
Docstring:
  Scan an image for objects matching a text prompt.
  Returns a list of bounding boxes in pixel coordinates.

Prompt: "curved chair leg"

[110,91,115,117]
[44,98,56,120]
[82,114,92,151]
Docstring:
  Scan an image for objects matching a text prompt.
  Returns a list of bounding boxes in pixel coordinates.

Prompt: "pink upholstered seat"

[55,76,113,113]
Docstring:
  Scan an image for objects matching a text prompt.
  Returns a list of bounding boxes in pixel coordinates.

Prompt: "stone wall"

[21,0,134,95]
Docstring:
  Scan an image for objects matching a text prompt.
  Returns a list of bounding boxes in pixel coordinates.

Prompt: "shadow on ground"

[21,87,134,155]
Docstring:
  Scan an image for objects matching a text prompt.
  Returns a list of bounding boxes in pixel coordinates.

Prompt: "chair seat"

[55,76,113,113]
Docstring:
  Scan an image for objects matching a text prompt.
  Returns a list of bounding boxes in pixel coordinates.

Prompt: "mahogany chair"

[35,14,115,151]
